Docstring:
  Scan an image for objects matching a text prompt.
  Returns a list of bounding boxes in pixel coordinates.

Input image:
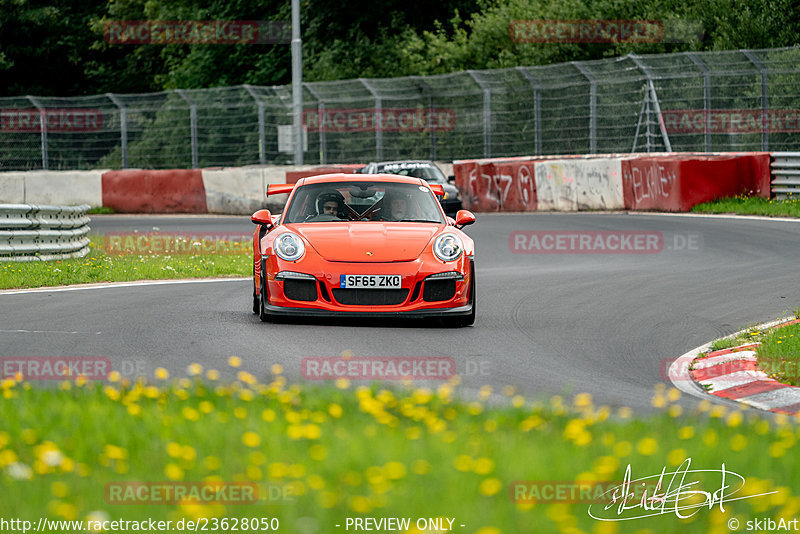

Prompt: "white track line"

[0,277,249,296]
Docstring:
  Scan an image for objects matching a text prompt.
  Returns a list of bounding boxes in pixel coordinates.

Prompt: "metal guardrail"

[771,152,800,199]
[0,204,91,261]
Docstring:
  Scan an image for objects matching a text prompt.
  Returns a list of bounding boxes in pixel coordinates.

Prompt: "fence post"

[26,96,48,170]
[743,50,769,151]
[413,77,437,161]
[360,78,383,161]
[515,66,542,156]
[466,70,491,158]
[303,83,326,165]
[106,93,128,168]
[572,62,597,154]
[685,53,711,152]
[176,90,198,168]
[629,54,672,152]
[243,85,267,165]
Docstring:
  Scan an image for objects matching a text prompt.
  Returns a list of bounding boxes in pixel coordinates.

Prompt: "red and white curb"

[669,318,800,415]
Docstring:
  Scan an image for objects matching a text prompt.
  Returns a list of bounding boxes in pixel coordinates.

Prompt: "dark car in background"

[360,161,463,217]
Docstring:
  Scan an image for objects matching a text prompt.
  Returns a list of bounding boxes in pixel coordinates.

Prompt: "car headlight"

[274,232,305,261]
[433,233,463,262]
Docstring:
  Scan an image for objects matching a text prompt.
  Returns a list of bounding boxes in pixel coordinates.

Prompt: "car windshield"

[375,162,447,183]
[283,181,445,224]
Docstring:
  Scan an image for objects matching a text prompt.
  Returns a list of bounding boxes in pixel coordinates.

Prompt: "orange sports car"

[251,174,476,326]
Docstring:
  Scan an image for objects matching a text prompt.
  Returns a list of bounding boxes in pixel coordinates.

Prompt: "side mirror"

[455,210,475,229]
[447,175,456,183]
[251,209,274,229]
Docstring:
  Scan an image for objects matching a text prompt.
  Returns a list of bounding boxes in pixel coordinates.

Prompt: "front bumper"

[259,255,473,317]
[260,302,473,319]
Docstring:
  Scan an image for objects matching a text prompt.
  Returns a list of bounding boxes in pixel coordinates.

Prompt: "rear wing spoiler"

[267,184,295,196]
[429,184,444,196]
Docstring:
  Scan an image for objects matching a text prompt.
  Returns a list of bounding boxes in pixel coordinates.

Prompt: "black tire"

[252,263,260,314]
[448,263,476,327]
[259,288,272,323]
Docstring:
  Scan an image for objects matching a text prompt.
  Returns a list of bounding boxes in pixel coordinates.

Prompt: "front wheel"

[448,263,476,328]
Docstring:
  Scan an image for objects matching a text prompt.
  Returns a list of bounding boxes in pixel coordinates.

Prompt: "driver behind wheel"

[315,190,346,219]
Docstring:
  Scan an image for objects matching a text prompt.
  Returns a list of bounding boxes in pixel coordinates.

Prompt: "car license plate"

[340,275,401,289]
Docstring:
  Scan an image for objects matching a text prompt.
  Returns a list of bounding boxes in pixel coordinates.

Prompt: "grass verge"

[691,195,800,217]
[757,322,800,386]
[0,236,251,290]
[0,366,798,533]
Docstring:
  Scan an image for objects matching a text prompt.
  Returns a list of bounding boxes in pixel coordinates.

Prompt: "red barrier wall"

[454,159,540,212]
[622,153,771,211]
[102,170,207,213]
[285,165,363,184]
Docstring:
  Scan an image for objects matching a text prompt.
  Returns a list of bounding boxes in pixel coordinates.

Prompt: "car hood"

[292,222,442,262]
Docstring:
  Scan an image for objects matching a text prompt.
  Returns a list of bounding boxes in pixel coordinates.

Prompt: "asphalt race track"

[2,212,800,412]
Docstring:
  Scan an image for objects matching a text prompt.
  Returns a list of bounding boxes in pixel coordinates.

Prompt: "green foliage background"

[1,0,799,96]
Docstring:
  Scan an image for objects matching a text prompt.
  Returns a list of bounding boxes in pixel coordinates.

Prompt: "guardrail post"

[466,70,491,158]
[743,50,769,151]
[26,96,48,170]
[629,54,672,152]
[106,93,128,168]
[303,83,327,165]
[243,85,267,165]
[686,53,711,152]
[176,90,199,168]
[360,78,383,161]
[515,67,542,156]
[572,62,597,154]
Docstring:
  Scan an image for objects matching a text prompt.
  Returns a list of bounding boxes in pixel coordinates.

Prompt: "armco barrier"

[0,204,91,261]
[102,170,206,213]
[455,153,771,212]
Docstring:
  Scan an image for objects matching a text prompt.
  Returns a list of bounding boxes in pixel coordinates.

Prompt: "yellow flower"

[384,461,407,480]
[242,431,261,448]
[637,437,658,456]
[730,434,747,451]
[228,356,242,368]
[187,363,203,376]
[473,458,494,475]
[667,448,686,466]
[165,463,184,480]
[328,404,343,418]
[479,478,502,496]
[205,369,219,380]
[678,426,695,439]
[271,364,283,375]
[154,367,169,380]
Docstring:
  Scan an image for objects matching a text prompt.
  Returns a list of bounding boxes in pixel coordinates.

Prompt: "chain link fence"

[2,47,799,171]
